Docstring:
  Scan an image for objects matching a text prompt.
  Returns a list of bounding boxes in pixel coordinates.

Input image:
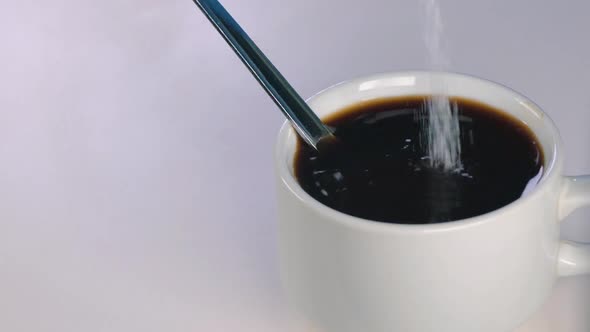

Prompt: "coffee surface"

[294,96,544,224]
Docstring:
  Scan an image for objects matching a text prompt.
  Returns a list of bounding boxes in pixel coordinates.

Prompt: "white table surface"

[0,0,589,331]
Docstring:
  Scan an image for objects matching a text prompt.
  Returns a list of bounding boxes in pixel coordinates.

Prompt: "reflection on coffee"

[294,96,544,224]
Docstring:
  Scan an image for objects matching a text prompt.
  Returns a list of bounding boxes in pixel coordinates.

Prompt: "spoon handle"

[193,0,333,149]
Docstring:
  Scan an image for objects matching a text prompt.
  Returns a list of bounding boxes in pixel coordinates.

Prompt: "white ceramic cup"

[274,71,590,332]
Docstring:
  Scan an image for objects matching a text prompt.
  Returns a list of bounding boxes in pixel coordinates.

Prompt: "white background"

[0,0,589,331]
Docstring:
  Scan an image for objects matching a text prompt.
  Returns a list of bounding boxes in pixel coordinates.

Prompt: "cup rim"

[275,70,563,232]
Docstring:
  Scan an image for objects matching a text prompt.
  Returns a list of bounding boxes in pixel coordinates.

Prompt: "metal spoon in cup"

[192,0,335,150]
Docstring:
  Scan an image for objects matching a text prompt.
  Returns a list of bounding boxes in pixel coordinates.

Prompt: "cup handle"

[558,176,590,276]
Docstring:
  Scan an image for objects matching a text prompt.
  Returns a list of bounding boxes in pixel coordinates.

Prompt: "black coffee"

[294,96,544,224]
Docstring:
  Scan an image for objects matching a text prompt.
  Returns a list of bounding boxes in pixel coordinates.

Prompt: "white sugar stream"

[421,0,462,171]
